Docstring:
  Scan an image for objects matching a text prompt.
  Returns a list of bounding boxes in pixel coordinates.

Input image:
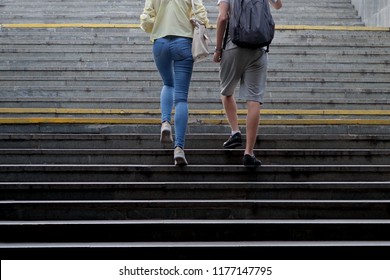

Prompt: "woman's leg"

[171,37,194,149]
[153,38,174,124]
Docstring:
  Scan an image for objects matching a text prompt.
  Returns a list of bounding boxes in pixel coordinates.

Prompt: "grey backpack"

[225,0,275,52]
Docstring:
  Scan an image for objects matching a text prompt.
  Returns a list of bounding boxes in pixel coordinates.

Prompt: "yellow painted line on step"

[1,108,390,116]
[202,119,390,126]
[0,118,161,124]
[247,109,390,116]
[2,23,389,32]
[0,108,160,114]
[284,110,389,116]
[277,25,390,32]
[0,23,140,29]
[1,118,390,126]
[192,109,390,116]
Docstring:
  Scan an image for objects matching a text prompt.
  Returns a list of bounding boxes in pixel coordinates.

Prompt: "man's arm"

[213,1,229,63]
[270,0,282,10]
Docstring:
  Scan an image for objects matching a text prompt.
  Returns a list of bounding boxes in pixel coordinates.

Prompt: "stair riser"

[0,135,390,149]
[1,136,389,149]
[2,114,389,122]
[2,183,390,200]
[2,124,390,135]
[1,202,390,220]
[2,80,388,88]
[2,101,390,111]
[1,151,389,165]
[1,71,389,80]
[1,166,390,182]
[2,90,390,101]
[1,223,390,242]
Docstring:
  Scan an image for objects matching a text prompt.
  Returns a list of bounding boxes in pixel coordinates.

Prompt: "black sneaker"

[223,132,243,149]
[243,154,262,167]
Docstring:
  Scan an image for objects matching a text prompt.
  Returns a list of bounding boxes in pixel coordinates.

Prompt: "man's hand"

[213,49,222,63]
[270,0,282,10]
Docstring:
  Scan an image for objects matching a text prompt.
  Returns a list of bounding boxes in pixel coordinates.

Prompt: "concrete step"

[1,47,388,62]
[2,32,390,50]
[1,164,390,183]
[0,89,390,110]
[2,49,388,65]
[1,76,388,89]
[1,199,390,220]
[1,97,390,110]
[1,88,389,103]
[0,0,364,26]
[1,117,389,131]
[3,29,390,47]
[1,181,389,200]
[0,79,388,92]
[2,241,389,261]
[1,108,389,122]
[1,68,389,81]
[0,5,357,17]
[2,123,390,135]
[1,148,389,165]
[1,220,390,242]
[1,57,388,69]
[1,133,389,149]
[6,27,390,40]
[2,43,388,58]
[2,21,389,88]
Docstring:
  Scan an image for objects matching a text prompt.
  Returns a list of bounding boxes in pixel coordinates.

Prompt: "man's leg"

[245,101,260,156]
[222,95,239,133]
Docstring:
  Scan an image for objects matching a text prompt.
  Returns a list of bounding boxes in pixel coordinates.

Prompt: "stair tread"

[2,219,390,225]
[2,199,390,203]
[2,181,389,186]
[2,241,390,248]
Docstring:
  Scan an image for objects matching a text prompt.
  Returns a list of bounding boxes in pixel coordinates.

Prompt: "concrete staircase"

[1,0,390,259]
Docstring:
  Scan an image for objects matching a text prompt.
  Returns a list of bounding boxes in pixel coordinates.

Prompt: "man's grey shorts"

[220,47,268,104]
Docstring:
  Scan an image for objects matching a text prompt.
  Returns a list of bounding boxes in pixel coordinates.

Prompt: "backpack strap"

[222,20,229,50]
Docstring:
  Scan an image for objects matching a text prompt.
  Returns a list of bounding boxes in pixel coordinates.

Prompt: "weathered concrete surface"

[351,0,390,27]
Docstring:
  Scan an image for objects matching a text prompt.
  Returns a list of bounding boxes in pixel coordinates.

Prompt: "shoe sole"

[243,160,262,167]
[160,130,173,143]
[174,157,188,166]
[223,143,243,149]
[244,163,261,167]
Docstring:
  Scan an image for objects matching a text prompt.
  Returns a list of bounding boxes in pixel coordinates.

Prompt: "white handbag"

[191,0,210,62]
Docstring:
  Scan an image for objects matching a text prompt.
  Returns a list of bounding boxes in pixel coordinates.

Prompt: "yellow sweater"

[140,0,210,41]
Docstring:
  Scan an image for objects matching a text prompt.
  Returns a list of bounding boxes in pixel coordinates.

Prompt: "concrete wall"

[351,0,390,27]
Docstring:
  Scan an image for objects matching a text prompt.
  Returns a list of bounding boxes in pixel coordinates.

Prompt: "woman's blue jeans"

[153,36,194,149]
